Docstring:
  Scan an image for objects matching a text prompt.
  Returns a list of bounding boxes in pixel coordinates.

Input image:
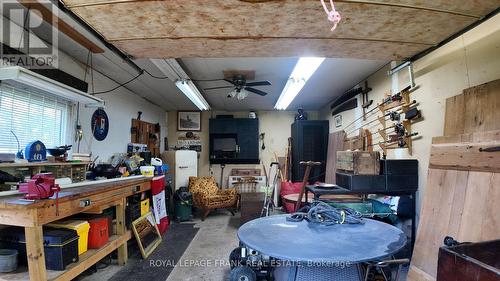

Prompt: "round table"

[236,214,406,281]
[237,215,406,281]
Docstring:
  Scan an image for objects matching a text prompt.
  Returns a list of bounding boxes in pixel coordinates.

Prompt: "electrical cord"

[92,69,170,95]
[143,69,170,79]
[287,201,363,225]
[93,71,144,95]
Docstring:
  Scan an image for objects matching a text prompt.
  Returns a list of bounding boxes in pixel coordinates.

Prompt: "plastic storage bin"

[140,199,150,216]
[87,217,109,249]
[0,227,78,271]
[47,219,90,255]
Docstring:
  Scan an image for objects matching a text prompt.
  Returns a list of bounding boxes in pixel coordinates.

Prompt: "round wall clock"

[91,108,109,141]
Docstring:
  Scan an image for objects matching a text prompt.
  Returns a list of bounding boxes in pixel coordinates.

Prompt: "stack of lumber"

[408,79,500,281]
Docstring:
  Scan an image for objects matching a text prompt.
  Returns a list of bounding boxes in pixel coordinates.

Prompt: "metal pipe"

[387,61,411,76]
[408,63,416,88]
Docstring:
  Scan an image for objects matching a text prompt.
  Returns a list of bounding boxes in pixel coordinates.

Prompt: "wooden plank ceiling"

[60,0,499,60]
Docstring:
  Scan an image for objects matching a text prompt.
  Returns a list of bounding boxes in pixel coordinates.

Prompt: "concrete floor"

[166,210,240,281]
[78,210,239,281]
[80,210,409,281]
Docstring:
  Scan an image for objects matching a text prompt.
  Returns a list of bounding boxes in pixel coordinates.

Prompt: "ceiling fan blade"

[224,79,237,85]
[204,86,235,90]
[245,81,271,87]
[245,87,268,96]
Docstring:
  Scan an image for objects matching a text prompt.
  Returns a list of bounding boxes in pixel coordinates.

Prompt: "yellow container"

[47,219,90,255]
[141,199,150,216]
[140,166,154,177]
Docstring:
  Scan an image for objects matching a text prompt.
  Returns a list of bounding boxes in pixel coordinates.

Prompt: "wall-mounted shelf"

[0,162,90,189]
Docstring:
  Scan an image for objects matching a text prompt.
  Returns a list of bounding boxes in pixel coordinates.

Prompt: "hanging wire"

[90,52,95,94]
[83,49,91,83]
[143,69,169,79]
[92,72,144,95]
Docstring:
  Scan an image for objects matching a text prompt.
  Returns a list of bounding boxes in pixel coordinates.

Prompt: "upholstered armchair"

[188,176,238,221]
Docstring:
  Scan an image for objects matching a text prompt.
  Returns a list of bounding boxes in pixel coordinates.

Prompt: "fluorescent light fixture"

[274,57,325,110]
[0,66,104,105]
[175,79,210,110]
[151,59,210,110]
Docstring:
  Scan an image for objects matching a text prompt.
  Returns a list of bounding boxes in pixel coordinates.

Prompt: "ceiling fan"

[203,74,271,100]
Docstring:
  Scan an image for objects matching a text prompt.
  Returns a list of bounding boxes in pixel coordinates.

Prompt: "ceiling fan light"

[228,89,238,98]
[237,90,249,100]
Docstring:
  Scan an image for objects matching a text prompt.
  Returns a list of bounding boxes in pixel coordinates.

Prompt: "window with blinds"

[0,84,70,153]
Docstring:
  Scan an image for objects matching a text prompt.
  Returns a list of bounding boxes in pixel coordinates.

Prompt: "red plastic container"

[87,217,109,249]
[280,182,304,213]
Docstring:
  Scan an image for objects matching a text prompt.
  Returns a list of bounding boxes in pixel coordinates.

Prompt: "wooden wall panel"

[410,168,469,278]
[408,130,500,281]
[444,79,500,136]
[429,141,500,173]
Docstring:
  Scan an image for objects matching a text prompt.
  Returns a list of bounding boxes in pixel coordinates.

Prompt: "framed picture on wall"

[334,115,342,128]
[178,111,201,131]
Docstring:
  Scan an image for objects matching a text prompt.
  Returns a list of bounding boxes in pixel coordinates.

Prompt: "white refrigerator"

[162,150,198,190]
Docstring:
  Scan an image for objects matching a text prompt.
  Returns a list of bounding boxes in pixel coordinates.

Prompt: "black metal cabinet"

[291,120,329,182]
[236,119,259,160]
[209,118,259,164]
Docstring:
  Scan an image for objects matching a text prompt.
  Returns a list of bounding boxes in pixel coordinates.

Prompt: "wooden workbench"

[0,177,151,281]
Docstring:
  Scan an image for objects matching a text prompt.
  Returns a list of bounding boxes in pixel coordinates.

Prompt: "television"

[210,134,238,161]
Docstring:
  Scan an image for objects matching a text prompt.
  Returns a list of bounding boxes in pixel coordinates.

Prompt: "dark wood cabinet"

[209,118,259,164]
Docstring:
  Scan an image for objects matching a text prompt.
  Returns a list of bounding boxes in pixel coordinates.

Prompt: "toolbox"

[87,217,109,249]
[0,227,78,271]
[47,220,90,255]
